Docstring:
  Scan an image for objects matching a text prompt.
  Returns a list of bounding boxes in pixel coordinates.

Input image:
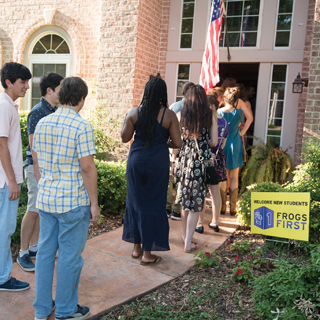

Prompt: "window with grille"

[275,0,294,47]
[176,64,190,101]
[266,65,287,147]
[180,0,195,49]
[220,0,261,47]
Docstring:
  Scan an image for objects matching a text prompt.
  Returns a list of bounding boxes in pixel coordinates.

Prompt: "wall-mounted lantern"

[292,73,309,93]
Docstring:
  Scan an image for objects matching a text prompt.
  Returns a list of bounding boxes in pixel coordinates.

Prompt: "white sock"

[19,250,29,257]
[29,244,38,252]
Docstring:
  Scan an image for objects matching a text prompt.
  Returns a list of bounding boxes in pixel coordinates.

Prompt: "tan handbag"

[240,111,248,163]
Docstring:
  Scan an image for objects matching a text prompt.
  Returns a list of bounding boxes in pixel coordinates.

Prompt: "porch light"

[292,73,309,93]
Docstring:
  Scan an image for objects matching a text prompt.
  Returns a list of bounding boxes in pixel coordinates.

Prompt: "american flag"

[199,0,224,93]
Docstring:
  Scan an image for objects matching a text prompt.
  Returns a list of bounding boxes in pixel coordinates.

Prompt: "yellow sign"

[251,192,310,241]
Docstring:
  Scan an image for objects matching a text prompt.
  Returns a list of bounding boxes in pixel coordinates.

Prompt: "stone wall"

[0,0,101,80]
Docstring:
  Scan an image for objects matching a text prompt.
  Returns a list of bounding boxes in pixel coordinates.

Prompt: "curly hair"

[180,85,212,139]
[137,77,168,148]
[223,87,239,106]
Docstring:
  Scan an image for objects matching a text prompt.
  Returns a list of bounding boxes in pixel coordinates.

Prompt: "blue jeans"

[0,183,20,285]
[33,205,90,319]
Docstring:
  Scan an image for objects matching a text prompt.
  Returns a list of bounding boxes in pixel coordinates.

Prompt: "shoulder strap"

[160,107,166,125]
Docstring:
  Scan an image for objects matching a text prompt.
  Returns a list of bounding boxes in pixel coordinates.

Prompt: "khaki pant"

[166,175,182,213]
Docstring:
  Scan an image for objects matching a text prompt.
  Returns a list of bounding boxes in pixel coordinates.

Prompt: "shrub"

[11,205,26,244]
[237,182,283,227]
[95,159,127,215]
[20,111,29,162]
[253,255,320,319]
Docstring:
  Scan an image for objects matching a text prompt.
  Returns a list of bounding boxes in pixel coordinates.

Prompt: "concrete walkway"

[1,207,239,320]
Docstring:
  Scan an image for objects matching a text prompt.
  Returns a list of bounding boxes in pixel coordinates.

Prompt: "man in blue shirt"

[17,73,63,272]
[167,82,194,220]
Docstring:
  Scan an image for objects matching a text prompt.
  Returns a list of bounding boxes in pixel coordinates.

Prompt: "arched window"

[26,31,72,110]
[32,34,70,54]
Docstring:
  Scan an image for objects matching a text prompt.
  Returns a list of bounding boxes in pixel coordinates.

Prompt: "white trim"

[179,0,196,50]
[273,0,295,49]
[23,27,73,111]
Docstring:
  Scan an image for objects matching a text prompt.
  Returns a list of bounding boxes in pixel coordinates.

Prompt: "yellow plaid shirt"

[33,107,96,213]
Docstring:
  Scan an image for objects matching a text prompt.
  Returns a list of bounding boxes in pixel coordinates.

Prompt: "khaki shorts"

[24,165,39,213]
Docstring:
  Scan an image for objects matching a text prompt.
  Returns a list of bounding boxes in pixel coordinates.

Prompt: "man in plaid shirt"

[32,77,100,320]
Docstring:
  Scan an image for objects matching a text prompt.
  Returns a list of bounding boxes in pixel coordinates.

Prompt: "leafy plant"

[231,240,250,254]
[82,85,123,161]
[19,111,29,162]
[252,254,320,319]
[11,205,27,244]
[241,137,292,193]
[232,260,253,283]
[95,159,127,215]
[194,250,221,269]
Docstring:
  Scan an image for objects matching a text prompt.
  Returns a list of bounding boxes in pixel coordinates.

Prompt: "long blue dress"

[122,108,170,251]
[217,108,244,170]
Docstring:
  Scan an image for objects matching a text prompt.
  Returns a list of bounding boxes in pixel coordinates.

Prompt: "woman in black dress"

[121,77,181,265]
[174,85,218,253]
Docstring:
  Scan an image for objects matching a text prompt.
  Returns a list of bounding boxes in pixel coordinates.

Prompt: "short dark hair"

[182,82,195,96]
[40,72,64,96]
[58,77,88,107]
[1,62,32,88]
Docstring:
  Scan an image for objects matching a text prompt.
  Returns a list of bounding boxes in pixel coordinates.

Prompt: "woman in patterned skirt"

[195,92,229,233]
[174,85,218,253]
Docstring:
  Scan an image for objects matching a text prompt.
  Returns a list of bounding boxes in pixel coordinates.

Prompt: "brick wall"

[132,0,171,108]
[297,0,320,163]
[294,0,316,165]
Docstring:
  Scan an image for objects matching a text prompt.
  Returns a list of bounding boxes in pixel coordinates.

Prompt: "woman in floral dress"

[174,85,218,253]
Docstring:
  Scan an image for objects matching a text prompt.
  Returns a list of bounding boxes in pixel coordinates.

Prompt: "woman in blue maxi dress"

[121,77,181,265]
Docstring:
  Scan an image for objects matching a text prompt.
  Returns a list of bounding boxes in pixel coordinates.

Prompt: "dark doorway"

[219,63,260,150]
[219,63,259,88]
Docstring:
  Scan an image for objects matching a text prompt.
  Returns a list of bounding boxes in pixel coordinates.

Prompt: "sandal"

[140,256,162,265]
[184,243,198,253]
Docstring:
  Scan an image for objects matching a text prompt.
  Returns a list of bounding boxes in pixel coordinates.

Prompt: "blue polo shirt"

[23,98,58,168]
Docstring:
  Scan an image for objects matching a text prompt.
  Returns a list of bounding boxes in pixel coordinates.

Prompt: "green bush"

[11,205,26,244]
[237,182,283,227]
[95,159,127,215]
[253,252,320,319]
[20,111,29,162]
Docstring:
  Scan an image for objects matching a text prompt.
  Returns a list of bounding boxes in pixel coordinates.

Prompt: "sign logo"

[254,206,274,230]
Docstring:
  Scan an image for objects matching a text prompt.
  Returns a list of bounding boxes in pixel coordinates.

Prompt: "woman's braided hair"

[137,77,168,148]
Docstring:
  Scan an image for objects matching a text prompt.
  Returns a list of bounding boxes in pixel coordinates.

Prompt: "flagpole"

[222,0,231,61]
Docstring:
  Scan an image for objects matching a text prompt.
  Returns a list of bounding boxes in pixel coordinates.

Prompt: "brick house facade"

[0,0,317,163]
[0,0,170,114]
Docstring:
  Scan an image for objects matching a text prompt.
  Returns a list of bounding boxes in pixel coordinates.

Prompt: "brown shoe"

[220,189,227,215]
[230,188,239,216]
